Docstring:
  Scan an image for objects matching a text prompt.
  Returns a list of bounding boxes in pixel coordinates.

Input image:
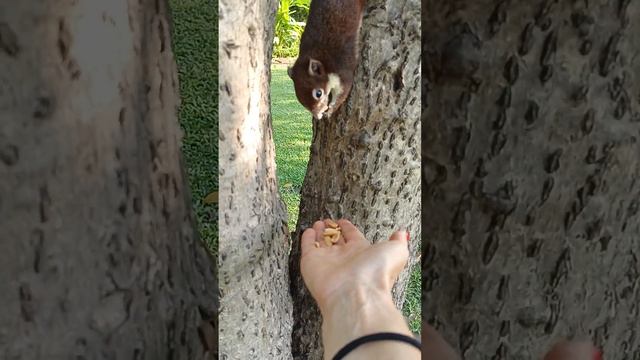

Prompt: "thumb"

[389,229,410,242]
[382,230,410,285]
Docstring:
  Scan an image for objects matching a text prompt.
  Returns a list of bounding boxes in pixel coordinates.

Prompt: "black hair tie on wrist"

[332,332,421,360]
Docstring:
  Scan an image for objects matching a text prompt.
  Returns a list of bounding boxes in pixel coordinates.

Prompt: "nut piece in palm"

[323,228,340,236]
[322,221,342,246]
[325,219,339,229]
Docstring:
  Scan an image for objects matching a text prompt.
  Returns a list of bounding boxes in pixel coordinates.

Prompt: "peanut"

[326,219,339,229]
[321,220,343,246]
[324,236,333,246]
[323,228,340,236]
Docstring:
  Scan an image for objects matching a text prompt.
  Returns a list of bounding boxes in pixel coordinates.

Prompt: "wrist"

[319,282,390,317]
[320,284,412,358]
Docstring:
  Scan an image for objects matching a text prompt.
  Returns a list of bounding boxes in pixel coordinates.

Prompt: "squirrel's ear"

[287,66,293,79]
[308,58,324,76]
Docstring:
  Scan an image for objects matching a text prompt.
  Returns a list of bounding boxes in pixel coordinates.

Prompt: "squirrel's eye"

[312,88,323,100]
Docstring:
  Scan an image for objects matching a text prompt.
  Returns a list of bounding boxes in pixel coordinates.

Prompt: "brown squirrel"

[287,0,366,119]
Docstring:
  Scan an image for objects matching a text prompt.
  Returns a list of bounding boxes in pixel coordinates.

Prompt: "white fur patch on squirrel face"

[327,73,343,108]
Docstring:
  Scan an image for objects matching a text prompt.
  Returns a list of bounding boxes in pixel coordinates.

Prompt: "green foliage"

[274,0,311,58]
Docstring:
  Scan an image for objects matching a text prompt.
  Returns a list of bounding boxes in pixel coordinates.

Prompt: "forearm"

[320,285,420,360]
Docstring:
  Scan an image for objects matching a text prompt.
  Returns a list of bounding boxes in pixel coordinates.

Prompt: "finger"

[313,220,328,247]
[385,238,410,269]
[389,229,409,242]
[337,219,366,244]
[301,227,317,256]
[377,233,410,285]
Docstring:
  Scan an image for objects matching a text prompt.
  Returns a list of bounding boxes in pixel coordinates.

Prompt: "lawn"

[270,64,421,334]
[169,0,218,255]
[271,64,312,229]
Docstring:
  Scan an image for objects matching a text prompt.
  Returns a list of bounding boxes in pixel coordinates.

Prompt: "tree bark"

[288,0,422,358]
[218,0,293,359]
[423,1,640,358]
[0,0,216,359]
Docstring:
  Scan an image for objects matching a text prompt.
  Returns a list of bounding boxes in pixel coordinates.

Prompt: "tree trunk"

[218,0,293,359]
[0,1,216,359]
[288,0,422,358]
[423,1,640,359]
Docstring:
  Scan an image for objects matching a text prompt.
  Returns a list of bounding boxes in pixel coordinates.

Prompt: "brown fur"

[288,0,366,119]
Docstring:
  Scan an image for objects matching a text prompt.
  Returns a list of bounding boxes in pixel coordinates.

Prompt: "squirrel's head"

[288,57,346,120]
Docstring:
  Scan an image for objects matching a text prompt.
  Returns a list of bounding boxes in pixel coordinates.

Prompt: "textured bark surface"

[218,0,293,359]
[0,1,217,359]
[288,0,421,358]
[423,1,640,359]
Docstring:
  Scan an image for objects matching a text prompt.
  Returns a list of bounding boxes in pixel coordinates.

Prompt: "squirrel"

[287,0,367,120]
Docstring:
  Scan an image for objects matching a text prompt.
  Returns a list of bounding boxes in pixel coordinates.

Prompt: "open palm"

[299,219,410,313]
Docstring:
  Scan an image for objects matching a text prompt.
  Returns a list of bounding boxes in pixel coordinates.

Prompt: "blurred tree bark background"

[423,0,640,358]
[0,0,216,359]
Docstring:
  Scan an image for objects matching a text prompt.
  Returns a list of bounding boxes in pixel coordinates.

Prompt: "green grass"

[403,265,422,334]
[169,0,218,255]
[270,64,421,334]
[271,64,312,230]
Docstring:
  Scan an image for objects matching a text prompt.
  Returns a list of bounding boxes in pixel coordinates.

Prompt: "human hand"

[299,219,417,359]
[299,219,410,314]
